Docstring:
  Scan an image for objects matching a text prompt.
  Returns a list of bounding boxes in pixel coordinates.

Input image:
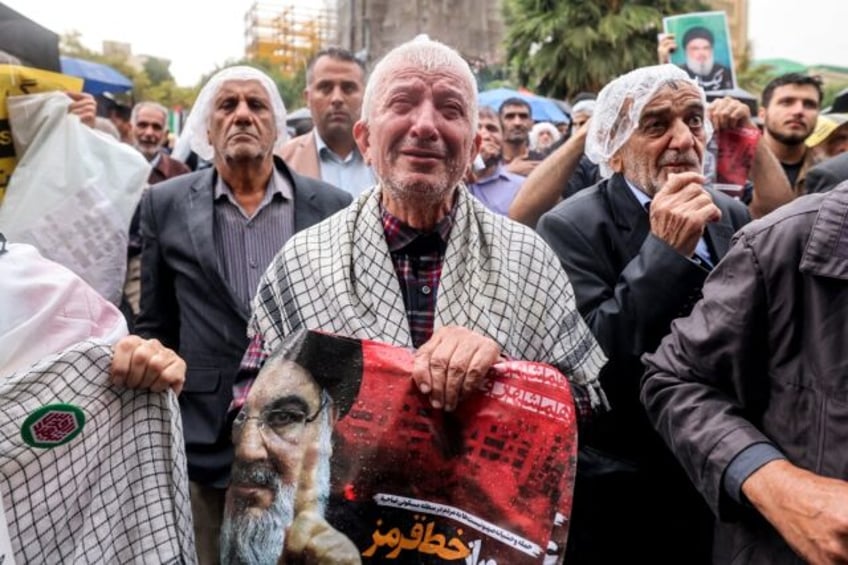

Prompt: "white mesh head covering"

[172,65,287,162]
[586,64,712,178]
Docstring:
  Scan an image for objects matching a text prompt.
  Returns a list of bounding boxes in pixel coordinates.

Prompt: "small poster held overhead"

[663,11,736,92]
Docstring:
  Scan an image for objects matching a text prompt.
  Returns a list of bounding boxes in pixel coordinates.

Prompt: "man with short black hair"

[279,47,374,197]
[759,73,824,195]
[498,97,544,176]
[467,106,525,215]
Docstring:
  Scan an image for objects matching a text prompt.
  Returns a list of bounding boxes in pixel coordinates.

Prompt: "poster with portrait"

[663,11,737,92]
[226,330,579,564]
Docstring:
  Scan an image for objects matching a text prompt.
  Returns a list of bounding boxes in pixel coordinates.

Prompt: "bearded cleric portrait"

[221,330,362,565]
[663,11,736,92]
[223,329,581,564]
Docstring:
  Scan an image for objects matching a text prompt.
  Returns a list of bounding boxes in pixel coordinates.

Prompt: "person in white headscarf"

[135,65,351,564]
[536,64,752,564]
[529,121,561,155]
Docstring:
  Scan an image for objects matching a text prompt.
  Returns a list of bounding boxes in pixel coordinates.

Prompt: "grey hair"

[131,101,169,126]
[360,36,478,132]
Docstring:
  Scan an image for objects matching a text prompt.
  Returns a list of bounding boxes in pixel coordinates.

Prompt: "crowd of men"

[4,27,848,565]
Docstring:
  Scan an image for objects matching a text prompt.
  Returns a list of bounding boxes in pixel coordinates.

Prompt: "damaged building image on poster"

[223,329,579,564]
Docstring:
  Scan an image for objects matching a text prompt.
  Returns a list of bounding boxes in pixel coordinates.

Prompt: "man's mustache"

[231,461,279,488]
[658,151,700,168]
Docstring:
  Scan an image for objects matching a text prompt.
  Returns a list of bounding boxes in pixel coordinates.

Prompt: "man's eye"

[266,411,303,427]
[688,115,704,128]
[442,106,463,119]
[642,121,666,134]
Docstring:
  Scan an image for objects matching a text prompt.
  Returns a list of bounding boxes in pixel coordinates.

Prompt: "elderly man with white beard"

[536,64,751,563]
[221,330,361,565]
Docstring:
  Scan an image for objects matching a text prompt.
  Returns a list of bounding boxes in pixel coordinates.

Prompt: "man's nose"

[235,419,268,462]
[234,99,253,122]
[668,118,696,150]
[410,102,438,140]
[790,100,807,114]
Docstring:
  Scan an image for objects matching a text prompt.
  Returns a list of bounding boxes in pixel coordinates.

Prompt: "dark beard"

[766,126,808,147]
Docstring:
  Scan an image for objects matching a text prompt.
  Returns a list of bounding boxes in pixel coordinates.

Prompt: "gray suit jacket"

[136,156,351,486]
[805,152,848,194]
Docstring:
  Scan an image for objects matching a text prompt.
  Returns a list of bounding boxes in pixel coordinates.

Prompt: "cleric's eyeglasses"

[232,396,328,443]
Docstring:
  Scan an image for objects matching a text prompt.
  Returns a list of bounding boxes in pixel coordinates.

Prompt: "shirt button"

[420,285,431,295]
[249,260,257,268]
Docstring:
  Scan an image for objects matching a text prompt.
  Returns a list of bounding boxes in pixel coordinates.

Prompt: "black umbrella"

[0,3,60,72]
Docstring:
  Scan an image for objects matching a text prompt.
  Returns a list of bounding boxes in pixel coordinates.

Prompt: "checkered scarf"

[0,341,196,564]
[250,185,608,410]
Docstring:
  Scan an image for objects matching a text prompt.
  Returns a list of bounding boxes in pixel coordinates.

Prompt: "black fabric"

[781,160,804,188]
[0,4,60,71]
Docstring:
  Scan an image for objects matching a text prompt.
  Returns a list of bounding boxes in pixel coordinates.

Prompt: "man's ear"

[609,151,624,174]
[470,131,482,162]
[758,106,766,121]
[353,120,371,165]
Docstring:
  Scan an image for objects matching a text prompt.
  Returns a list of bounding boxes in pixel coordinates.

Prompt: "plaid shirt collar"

[380,203,456,252]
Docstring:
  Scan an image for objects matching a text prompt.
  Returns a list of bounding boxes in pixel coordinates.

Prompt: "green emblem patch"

[21,404,85,448]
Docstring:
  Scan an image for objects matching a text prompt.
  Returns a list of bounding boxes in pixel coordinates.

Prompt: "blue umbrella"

[477,87,568,123]
[60,56,133,96]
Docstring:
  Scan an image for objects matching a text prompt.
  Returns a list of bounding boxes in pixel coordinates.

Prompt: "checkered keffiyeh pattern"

[0,341,196,564]
[248,185,608,410]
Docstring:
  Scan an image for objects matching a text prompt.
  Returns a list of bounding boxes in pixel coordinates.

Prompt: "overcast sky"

[6,0,848,86]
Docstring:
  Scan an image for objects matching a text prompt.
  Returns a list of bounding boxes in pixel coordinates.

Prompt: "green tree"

[503,0,707,98]
[59,31,197,109]
[143,57,174,86]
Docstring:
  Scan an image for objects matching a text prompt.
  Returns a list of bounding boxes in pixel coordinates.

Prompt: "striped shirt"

[213,167,294,308]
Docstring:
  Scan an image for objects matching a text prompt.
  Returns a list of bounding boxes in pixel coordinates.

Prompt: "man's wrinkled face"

[208,79,277,163]
[354,65,479,206]
[500,103,533,143]
[825,123,848,157]
[477,113,503,167]
[610,82,706,196]
[221,360,333,565]
[760,84,820,146]
[132,106,167,160]
[306,56,365,146]
[685,38,714,76]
